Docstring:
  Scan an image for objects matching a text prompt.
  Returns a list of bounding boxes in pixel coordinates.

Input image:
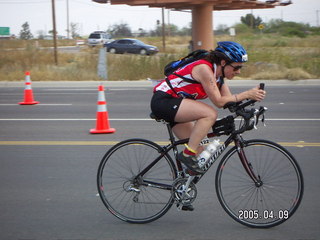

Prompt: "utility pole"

[317,10,319,27]
[250,9,254,29]
[51,0,58,65]
[162,7,166,51]
[167,9,171,38]
[66,0,70,39]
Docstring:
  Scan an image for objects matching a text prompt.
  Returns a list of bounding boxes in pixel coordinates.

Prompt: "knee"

[205,108,218,124]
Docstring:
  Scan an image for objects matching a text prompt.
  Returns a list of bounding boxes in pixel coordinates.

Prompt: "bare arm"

[192,64,266,108]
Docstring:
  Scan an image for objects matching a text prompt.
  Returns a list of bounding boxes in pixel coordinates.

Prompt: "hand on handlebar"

[222,83,267,134]
[223,83,266,112]
[246,86,266,102]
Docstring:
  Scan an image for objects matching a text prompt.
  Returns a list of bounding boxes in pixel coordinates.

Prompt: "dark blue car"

[104,38,158,55]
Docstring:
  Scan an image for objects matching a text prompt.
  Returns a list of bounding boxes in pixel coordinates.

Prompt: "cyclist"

[151,41,266,175]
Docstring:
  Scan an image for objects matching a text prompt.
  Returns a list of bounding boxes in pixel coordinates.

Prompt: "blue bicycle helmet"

[215,41,248,63]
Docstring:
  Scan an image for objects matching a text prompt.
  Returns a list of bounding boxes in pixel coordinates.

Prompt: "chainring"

[172,178,197,204]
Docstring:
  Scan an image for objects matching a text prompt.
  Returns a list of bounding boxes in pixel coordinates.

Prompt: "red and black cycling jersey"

[154,59,224,99]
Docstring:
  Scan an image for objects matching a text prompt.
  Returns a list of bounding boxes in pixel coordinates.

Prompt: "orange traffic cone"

[19,71,40,105]
[90,85,116,134]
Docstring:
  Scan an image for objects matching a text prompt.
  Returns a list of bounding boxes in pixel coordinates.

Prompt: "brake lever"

[255,106,268,128]
[253,109,259,129]
[262,112,266,127]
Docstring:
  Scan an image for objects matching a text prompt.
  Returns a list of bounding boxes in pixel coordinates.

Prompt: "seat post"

[166,123,181,163]
[166,123,176,145]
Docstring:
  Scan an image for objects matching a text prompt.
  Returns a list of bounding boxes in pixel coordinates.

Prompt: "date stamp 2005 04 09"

[238,209,289,220]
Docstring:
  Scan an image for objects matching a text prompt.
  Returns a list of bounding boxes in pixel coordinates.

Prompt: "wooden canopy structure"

[95,0,288,10]
[93,0,291,50]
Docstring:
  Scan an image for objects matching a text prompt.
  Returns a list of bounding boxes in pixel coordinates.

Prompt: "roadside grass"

[0,35,319,81]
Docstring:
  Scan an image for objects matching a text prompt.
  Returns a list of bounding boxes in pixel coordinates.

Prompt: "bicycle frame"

[136,118,261,190]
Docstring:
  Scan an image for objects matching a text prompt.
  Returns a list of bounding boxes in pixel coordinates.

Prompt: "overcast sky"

[0,0,319,37]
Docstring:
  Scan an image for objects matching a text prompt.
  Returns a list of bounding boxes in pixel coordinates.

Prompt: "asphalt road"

[0,80,319,240]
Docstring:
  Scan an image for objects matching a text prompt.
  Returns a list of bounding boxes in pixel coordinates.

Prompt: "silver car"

[87,31,113,46]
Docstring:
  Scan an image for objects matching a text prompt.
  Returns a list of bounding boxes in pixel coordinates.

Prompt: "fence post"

[97,47,107,80]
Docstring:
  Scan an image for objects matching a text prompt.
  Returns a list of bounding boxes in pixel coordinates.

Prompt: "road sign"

[0,27,10,36]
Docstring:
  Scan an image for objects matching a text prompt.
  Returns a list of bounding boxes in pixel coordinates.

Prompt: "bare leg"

[173,122,204,154]
[173,99,217,151]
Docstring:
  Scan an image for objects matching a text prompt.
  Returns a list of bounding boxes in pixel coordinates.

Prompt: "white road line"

[43,88,148,91]
[0,104,73,106]
[0,118,147,121]
[109,88,148,91]
[0,119,95,121]
[44,89,96,91]
[0,93,95,95]
[0,118,319,121]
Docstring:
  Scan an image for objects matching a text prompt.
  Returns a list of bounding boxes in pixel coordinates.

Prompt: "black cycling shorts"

[150,91,183,127]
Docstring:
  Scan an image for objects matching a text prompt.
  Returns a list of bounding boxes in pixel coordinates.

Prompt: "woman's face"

[222,61,243,79]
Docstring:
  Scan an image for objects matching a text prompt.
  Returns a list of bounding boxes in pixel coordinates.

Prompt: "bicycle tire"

[215,139,304,228]
[97,138,177,223]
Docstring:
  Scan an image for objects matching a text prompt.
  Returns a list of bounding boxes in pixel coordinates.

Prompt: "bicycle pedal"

[181,204,194,211]
[176,203,194,211]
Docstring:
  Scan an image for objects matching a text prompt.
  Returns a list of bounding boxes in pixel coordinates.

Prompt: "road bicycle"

[97,83,303,228]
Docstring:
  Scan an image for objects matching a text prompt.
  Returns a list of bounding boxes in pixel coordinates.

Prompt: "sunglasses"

[228,64,243,71]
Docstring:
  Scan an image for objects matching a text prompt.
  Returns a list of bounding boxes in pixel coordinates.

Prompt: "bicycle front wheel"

[215,139,303,228]
[97,138,177,223]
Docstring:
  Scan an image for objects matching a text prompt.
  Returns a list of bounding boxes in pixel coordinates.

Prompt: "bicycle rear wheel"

[215,139,303,228]
[97,138,177,223]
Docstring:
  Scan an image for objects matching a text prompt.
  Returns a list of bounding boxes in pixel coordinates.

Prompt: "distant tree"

[150,24,161,37]
[151,24,179,36]
[48,30,58,35]
[265,19,309,37]
[215,24,230,35]
[70,22,80,39]
[178,22,192,36]
[19,22,33,40]
[309,26,320,35]
[107,23,132,37]
[149,23,191,37]
[36,30,46,39]
[137,28,147,37]
[241,14,263,29]
[166,24,179,36]
[179,26,192,36]
[233,23,254,34]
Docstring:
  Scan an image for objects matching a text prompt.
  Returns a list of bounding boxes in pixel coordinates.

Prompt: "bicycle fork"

[235,137,263,187]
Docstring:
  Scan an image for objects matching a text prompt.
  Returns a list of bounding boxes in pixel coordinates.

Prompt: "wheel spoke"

[97,139,176,223]
[216,140,303,228]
